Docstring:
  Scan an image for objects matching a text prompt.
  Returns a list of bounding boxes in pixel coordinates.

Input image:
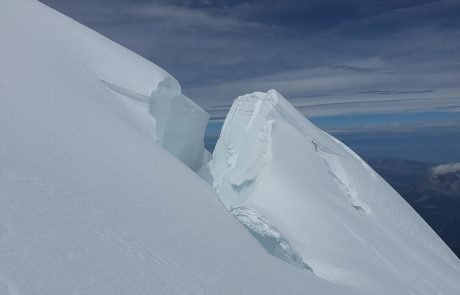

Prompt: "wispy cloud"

[40,0,460,118]
[325,120,460,134]
[189,56,460,118]
[126,3,268,31]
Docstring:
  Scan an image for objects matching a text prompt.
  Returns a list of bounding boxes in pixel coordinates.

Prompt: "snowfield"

[1,0,459,294]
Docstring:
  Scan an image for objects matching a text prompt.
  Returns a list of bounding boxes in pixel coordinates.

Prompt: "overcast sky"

[40,0,460,123]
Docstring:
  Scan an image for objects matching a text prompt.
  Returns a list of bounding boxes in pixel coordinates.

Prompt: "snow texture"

[2,0,207,171]
[202,89,460,294]
[1,0,460,294]
[0,1,350,294]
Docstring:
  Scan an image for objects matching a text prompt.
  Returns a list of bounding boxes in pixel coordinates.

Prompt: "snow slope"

[2,0,459,294]
[0,1,356,294]
[1,0,207,171]
[202,89,460,294]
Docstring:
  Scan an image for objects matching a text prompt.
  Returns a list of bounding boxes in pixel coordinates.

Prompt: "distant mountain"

[368,158,460,258]
[430,164,460,197]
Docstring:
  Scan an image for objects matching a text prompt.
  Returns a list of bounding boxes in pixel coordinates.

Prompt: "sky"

[40,0,460,163]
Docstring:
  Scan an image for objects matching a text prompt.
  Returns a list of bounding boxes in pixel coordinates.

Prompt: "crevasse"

[102,76,209,171]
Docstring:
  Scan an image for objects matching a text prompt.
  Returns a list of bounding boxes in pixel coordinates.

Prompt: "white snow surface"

[0,1,354,294]
[0,0,207,171]
[203,89,460,294]
[2,0,460,294]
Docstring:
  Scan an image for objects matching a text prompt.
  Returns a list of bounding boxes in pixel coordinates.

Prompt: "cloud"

[188,55,460,118]
[41,0,267,30]
[324,120,460,134]
[126,3,267,31]
[39,0,460,118]
[432,163,460,175]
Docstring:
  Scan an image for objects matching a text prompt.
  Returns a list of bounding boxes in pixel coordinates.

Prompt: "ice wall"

[201,89,460,294]
[202,89,342,207]
[150,77,209,171]
[103,77,209,171]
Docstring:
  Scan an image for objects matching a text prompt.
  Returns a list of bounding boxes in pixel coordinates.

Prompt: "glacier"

[201,89,460,294]
[1,0,460,294]
[0,0,330,294]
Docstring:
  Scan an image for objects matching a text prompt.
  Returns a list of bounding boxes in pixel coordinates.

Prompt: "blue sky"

[40,0,460,162]
[205,117,460,163]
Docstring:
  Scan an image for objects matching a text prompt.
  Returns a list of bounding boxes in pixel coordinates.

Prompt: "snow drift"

[201,89,460,294]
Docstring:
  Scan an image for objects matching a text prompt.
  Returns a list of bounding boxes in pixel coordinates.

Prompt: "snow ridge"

[2,1,339,294]
[320,154,371,214]
[2,0,460,293]
[202,89,460,294]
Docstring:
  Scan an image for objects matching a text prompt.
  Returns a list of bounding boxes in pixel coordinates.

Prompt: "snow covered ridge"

[1,1,330,294]
[2,0,460,294]
[201,89,460,293]
[1,0,207,171]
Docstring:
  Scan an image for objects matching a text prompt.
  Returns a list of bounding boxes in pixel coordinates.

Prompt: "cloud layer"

[40,0,460,118]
